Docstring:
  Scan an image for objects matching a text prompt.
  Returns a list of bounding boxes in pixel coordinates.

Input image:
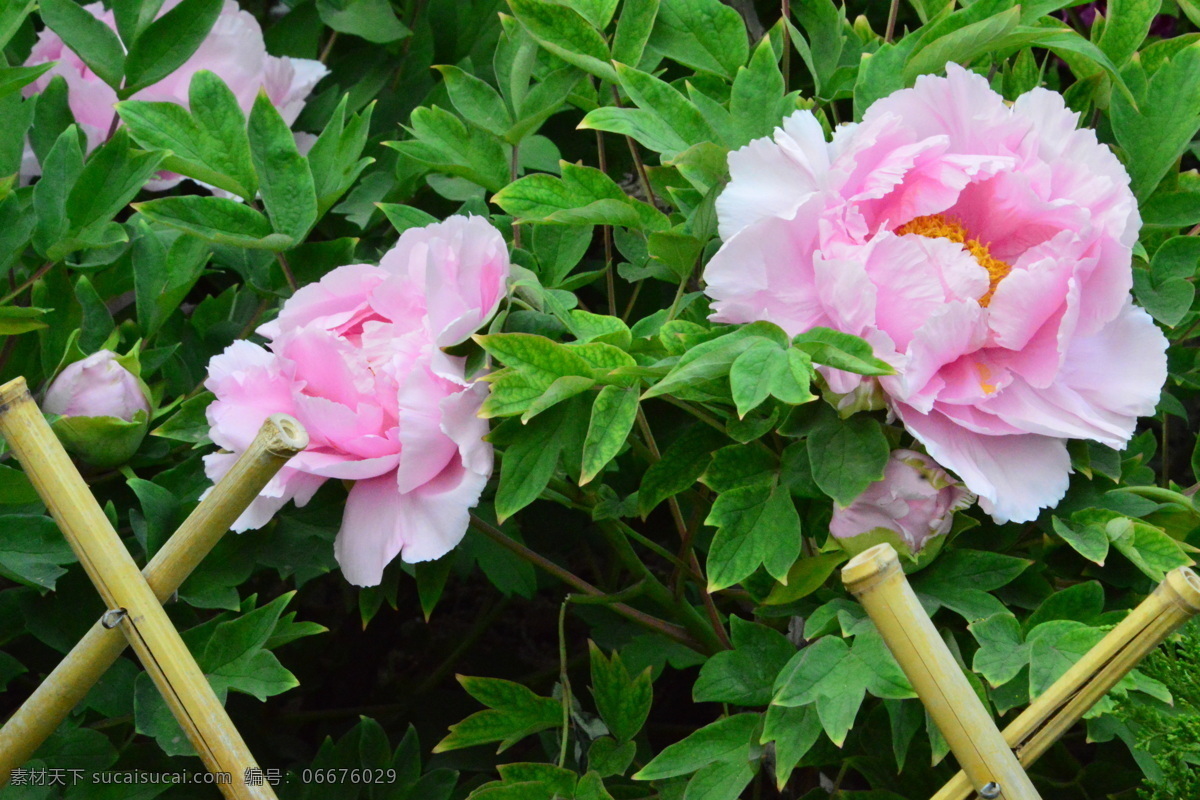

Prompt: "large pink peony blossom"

[23,0,327,186]
[204,216,510,586]
[705,65,1168,523]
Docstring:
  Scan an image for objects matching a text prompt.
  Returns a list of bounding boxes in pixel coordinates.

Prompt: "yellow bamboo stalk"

[0,411,307,783]
[842,543,1042,800]
[931,566,1200,800]
[0,377,279,799]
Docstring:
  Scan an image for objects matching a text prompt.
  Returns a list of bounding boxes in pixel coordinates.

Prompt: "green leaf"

[806,411,890,506]
[494,398,588,520]
[1028,621,1105,698]
[771,635,868,746]
[912,549,1032,621]
[611,62,717,153]
[151,392,213,445]
[316,0,411,43]
[684,759,755,800]
[132,223,210,338]
[729,339,813,418]
[392,105,509,192]
[1097,0,1161,67]
[969,613,1030,688]
[478,332,596,384]
[135,196,293,250]
[1052,514,1110,565]
[67,129,164,232]
[763,552,845,605]
[904,6,1021,82]
[612,0,659,67]
[434,676,562,752]
[589,641,653,742]
[39,0,125,89]
[436,65,513,137]
[580,385,639,484]
[588,737,636,778]
[761,705,821,790]
[693,617,795,706]
[792,327,894,375]
[0,0,35,51]
[248,92,317,241]
[493,161,669,230]
[519,375,597,423]
[643,324,787,400]
[0,306,50,335]
[0,63,52,104]
[199,593,301,701]
[0,515,77,590]
[563,0,619,29]
[648,0,748,80]
[307,97,374,217]
[32,124,85,258]
[1112,45,1200,201]
[117,70,258,200]
[639,425,726,517]
[507,0,618,83]
[634,713,760,780]
[1107,515,1193,581]
[705,481,801,591]
[122,0,223,93]
[729,38,790,147]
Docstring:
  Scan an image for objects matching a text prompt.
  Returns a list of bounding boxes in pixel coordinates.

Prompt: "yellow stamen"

[895,214,1012,307]
[976,362,996,395]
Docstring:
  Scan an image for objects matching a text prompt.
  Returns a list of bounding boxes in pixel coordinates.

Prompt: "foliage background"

[2,0,1200,798]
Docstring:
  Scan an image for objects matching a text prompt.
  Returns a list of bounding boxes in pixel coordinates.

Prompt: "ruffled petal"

[896,404,1071,524]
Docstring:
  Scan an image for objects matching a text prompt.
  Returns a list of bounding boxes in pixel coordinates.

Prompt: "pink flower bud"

[830,450,973,554]
[44,351,151,422]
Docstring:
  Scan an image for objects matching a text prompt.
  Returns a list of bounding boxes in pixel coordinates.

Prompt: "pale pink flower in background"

[830,450,972,553]
[204,216,510,586]
[44,350,150,421]
[23,0,327,187]
[705,64,1167,523]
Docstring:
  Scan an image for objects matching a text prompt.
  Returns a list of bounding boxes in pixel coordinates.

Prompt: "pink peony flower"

[203,216,510,586]
[830,449,972,554]
[23,0,327,187]
[705,65,1168,523]
[44,350,150,421]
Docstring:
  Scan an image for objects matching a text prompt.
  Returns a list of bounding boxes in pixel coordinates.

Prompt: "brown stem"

[468,514,704,649]
[634,408,732,650]
[319,31,339,64]
[596,130,617,315]
[275,252,298,293]
[885,0,899,43]
[609,86,658,207]
[0,262,54,306]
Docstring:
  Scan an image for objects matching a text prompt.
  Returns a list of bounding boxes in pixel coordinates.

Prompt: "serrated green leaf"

[435,676,562,752]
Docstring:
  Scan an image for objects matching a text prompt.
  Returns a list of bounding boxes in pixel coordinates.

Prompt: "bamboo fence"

[843,543,1042,800]
[0,377,304,798]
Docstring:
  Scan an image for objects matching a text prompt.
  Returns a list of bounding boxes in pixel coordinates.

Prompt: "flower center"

[894,214,1012,307]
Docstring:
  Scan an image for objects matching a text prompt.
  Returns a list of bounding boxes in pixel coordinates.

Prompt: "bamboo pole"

[931,566,1200,800]
[842,544,1042,800]
[0,378,280,799]
[0,410,307,783]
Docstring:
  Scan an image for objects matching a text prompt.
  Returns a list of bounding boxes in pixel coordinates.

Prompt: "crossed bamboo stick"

[843,543,1200,800]
[0,377,308,798]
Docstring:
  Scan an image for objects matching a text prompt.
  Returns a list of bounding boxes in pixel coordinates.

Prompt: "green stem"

[557,601,571,768]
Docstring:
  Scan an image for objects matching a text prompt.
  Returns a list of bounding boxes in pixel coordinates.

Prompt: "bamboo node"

[1163,567,1200,613]
[0,376,30,413]
[841,543,901,595]
[265,413,309,456]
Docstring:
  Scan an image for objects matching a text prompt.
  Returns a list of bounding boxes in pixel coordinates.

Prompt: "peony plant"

[1,1,1200,799]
